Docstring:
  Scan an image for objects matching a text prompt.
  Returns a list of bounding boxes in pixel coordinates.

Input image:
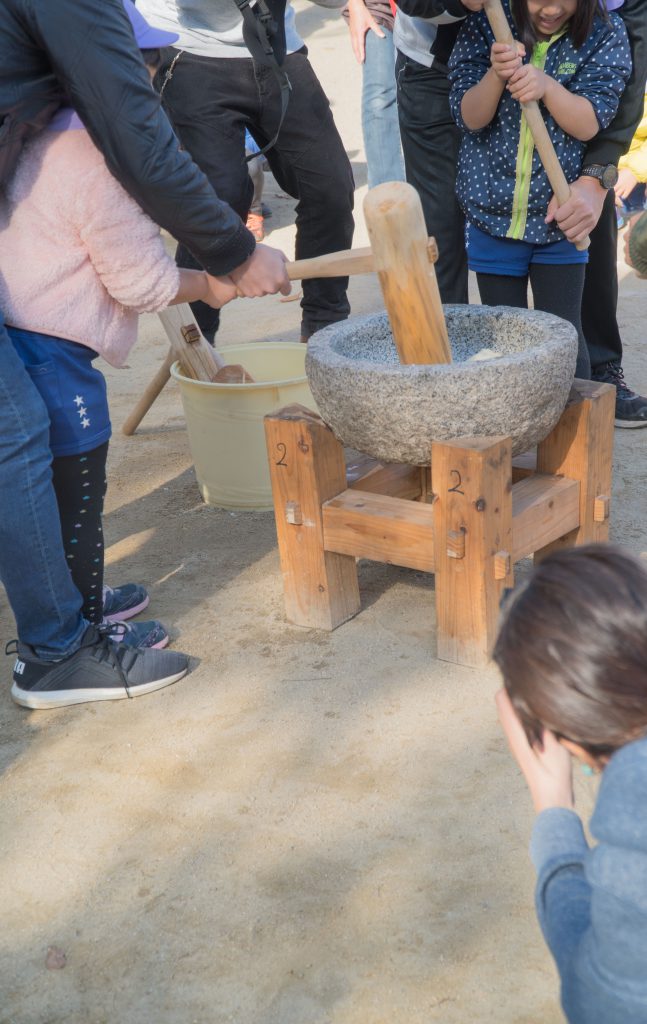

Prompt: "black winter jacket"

[0,0,255,276]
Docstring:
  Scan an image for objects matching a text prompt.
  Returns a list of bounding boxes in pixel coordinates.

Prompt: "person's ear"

[558,737,606,772]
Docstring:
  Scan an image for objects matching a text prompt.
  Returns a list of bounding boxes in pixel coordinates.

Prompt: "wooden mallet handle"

[286,239,439,280]
[483,0,589,251]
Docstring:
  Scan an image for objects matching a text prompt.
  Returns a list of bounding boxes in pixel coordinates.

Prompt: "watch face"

[601,164,619,189]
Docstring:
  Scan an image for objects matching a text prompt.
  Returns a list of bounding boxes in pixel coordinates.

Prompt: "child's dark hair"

[510,0,607,52]
[140,47,162,70]
[493,545,647,761]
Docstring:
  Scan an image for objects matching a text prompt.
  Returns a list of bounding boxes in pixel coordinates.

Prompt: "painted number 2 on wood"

[276,443,288,467]
[448,470,464,495]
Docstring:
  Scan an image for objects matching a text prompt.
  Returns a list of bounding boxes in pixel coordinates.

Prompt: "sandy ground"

[2,6,647,1023]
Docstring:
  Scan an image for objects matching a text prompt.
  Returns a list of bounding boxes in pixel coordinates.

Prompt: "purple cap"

[123,0,179,49]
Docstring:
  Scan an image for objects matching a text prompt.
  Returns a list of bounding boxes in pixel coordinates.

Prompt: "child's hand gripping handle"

[483,0,589,251]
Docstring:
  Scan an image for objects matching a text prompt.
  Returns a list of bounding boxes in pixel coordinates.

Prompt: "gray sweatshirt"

[137,0,304,57]
[531,736,647,1022]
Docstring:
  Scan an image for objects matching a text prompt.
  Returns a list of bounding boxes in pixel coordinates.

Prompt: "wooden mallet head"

[363,181,452,366]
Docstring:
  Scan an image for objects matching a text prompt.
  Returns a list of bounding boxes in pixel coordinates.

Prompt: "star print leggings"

[52,442,109,625]
[6,326,113,626]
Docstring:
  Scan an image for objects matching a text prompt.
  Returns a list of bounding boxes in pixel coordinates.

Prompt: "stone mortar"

[305,305,578,466]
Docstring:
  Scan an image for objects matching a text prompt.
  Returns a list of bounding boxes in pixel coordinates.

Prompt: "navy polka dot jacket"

[448,1,630,244]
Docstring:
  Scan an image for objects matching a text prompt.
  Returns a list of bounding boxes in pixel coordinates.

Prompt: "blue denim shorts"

[467,223,589,277]
[7,327,111,457]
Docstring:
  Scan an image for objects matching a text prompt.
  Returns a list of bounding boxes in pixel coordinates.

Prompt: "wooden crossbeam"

[324,472,582,577]
[511,450,537,481]
[323,489,435,572]
[347,462,423,501]
[511,475,580,562]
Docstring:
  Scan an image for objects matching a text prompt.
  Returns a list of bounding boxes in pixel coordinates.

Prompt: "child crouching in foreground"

[494,544,647,1024]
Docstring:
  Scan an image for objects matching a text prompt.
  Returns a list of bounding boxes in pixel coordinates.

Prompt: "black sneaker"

[7,625,188,710]
[591,362,647,428]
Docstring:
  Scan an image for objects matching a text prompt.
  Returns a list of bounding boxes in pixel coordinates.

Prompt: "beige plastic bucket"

[171,342,317,511]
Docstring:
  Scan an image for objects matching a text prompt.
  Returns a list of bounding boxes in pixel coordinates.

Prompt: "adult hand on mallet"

[347,0,385,64]
[495,689,575,813]
[624,211,647,279]
[230,243,291,299]
[545,175,606,244]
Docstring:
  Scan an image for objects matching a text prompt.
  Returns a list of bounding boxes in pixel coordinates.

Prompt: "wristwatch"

[581,163,619,189]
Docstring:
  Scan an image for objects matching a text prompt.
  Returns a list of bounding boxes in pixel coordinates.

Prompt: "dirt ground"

[2,5,647,1023]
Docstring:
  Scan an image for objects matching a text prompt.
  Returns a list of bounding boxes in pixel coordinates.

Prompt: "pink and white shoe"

[105,619,169,651]
[102,583,150,623]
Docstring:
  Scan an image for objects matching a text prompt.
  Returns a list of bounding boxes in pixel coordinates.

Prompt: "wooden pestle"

[363,182,452,365]
[483,0,589,251]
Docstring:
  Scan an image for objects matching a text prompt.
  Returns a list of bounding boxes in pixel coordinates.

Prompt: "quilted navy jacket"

[448,3,630,244]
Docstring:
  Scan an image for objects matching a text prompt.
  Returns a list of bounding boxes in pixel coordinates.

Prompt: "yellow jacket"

[619,95,647,182]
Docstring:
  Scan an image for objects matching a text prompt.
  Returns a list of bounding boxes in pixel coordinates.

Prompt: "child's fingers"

[492,62,522,82]
[508,85,531,103]
[508,63,527,81]
[496,690,575,811]
[495,689,538,771]
[491,44,518,65]
[508,76,540,103]
[540,730,571,766]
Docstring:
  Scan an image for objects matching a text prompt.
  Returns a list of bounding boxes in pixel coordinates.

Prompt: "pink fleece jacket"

[0,128,180,368]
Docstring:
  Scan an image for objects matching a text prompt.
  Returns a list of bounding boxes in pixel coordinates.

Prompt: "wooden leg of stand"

[265,405,360,631]
[535,379,615,557]
[432,436,513,667]
[122,352,174,436]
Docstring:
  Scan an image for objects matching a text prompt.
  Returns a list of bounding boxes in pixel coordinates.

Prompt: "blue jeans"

[0,318,85,659]
[362,29,404,189]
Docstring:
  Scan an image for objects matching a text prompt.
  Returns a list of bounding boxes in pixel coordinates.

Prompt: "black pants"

[52,442,108,626]
[581,190,621,371]
[477,264,590,379]
[395,53,468,305]
[157,48,355,341]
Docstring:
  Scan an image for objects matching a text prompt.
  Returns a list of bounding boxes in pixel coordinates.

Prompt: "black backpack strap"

[232,0,291,160]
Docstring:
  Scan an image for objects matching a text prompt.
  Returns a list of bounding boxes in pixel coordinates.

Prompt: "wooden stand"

[264,380,615,668]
